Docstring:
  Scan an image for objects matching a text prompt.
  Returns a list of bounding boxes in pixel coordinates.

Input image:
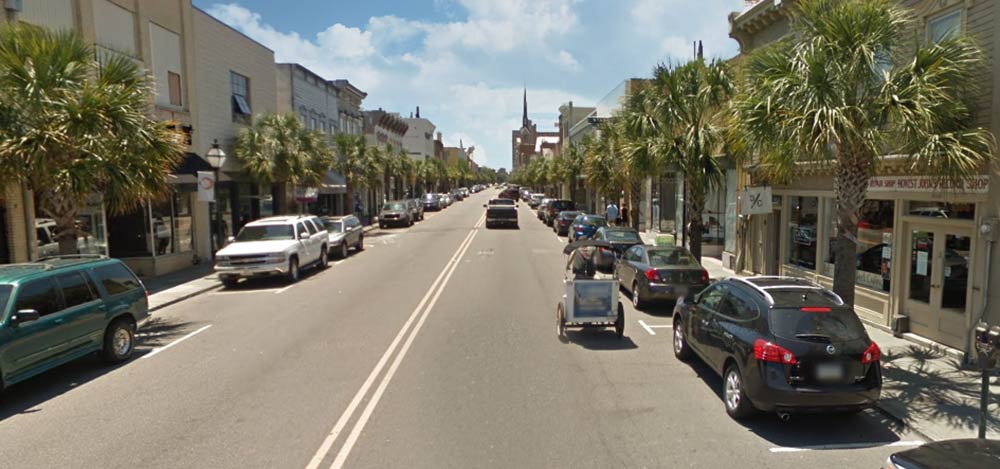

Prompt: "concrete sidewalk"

[640,229,1000,441]
[142,223,380,312]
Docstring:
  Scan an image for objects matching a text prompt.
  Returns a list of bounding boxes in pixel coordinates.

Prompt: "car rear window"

[768,288,843,308]
[583,216,607,227]
[769,307,867,342]
[93,263,143,296]
[649,249,698,267]
[551,201,575,210]
[490,199,514,205]
[605,230,640,242]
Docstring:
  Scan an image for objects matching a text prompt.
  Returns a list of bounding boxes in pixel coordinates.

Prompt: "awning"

[319,171,347,194]
[172,152,213,176]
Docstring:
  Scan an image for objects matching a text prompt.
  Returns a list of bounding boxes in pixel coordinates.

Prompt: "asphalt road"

[0,189,921,468]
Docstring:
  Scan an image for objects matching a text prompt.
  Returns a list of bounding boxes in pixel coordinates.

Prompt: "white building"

[402,108,436,163]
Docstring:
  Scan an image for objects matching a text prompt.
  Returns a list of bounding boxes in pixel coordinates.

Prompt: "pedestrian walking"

[606,202,619,226]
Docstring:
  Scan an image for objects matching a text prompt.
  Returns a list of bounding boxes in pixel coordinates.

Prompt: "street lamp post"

[206,139,227,258]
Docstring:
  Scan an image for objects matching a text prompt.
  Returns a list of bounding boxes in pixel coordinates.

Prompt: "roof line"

[193,6,275,54]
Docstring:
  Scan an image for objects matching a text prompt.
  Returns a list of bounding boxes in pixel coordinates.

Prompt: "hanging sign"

[295,186,319,203]
[740,186,773,215]
[197,171,215,202]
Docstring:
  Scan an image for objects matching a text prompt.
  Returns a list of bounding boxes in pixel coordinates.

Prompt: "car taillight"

[862,342,881,364]
[800,307,831,313]
[754,339,798,365]
[645,269,661,283]
[700,270,709,284]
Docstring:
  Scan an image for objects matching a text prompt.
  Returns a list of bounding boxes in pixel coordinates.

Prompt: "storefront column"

[194,192,212,262]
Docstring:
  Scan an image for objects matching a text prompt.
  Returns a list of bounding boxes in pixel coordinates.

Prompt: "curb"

[874,402,936,443]
[149,281,222,313]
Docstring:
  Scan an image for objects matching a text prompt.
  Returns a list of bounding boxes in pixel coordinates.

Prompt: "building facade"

[511,89,560,171]
[402,108,436,163]
[729,0,1000,354]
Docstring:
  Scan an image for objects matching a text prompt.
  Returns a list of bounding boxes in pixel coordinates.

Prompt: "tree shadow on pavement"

[560,329,638,351]
[879,344,1000,438]
[684,354,906,448]
[0,317,197,421]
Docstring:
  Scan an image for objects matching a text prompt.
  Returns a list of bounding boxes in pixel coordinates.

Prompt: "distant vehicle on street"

[569,214,608,242]
[379,201,413,228]
[215,215,330,287]
[544,200,576,226]
[553,211,581,236]
[885,438,1000,469]
[406,198,425,222]
[484,198,518,229]
[0,256,149,389]
[499,187,520,200]
[439,193,452,208]
[592,227,643,257]
[528,193,545,208]
[536,198,554,220]
[422,193,443,211]
[322,215,365,259]
[458,187,470,197]
[451,189,465,202]
[615,245,707,308]
[672,277,882,420]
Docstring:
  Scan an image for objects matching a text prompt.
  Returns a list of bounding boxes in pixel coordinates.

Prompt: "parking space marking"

[638,319,657,335]
[274,284,295,295]
[211,288,282,295]
[140,325,212,360]
[769,440,923,453]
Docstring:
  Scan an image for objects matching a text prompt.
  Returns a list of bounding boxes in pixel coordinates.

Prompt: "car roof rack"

[729,277,775,304]
[37,254,108,262]
[735,276,845,306]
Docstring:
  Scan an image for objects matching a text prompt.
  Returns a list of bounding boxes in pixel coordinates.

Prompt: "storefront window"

[823,199,894,292]
[724,169,737,253]
[174,192,194,253]
[787,196,818,269]
[907,201,974,220]
[77,196,107,256]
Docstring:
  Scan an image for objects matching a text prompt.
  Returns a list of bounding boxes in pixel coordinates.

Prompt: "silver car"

[322,215,365,259]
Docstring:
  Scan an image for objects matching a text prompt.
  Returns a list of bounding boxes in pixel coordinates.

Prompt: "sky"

[193,0,746,171]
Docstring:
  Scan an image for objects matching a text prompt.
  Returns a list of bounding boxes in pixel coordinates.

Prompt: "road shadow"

[879,344,1000,438]
[0,317,196,421]
[560,328,638,351]
[681,354,906,448]
[217,265,326,292]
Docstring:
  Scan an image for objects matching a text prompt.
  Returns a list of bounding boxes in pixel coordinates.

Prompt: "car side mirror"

[11,309,40,325]
[227,236,235,244]
[298,232,310,240]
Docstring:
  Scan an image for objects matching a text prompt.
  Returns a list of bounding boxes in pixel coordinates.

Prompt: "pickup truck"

[484,198,518,229]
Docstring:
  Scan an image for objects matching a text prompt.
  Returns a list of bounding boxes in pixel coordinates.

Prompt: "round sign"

[199,175,214,190]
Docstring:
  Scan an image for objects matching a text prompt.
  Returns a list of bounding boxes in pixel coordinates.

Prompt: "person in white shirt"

[606,202,619,226]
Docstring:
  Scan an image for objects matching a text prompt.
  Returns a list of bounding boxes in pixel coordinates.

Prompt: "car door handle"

[723,332,734,339]
[53,318,65,324]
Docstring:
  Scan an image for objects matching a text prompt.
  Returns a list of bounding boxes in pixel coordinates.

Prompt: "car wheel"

[356,234,365,251]
[340,242,349,259]
[673,317,692,361]
[379,223,386,229]
[615,302,625,338]
[221,277,239,289]
[724,364,755,420]
[319,247,330,268]
[287,257,300,283]
[632,281,645,309]
[100,318,135,363]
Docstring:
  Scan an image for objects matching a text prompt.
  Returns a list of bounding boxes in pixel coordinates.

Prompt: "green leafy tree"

[234,113,332,214]
[736,0,994,305]
[0,24,185,254]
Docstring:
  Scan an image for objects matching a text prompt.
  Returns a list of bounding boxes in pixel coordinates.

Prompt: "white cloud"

[316,24,375,59]
[551,50,580,70]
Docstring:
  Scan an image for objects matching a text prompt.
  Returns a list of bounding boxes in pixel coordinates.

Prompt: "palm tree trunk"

[629,179,641,230]
[832,157,870,307]
[41,191,81,256]
[273,182,289,215]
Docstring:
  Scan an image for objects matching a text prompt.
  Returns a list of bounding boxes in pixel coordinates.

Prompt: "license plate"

[815,363,844,381]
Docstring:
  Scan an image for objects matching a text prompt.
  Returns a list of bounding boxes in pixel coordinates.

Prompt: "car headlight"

[265,253,287,262]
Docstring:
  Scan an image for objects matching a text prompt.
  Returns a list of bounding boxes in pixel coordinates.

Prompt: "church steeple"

[522,87,528,128]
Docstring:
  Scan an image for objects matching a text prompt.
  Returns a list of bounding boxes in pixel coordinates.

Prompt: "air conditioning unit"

[4,0,23,12]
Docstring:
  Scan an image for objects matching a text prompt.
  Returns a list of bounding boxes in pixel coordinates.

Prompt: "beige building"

[729,0,1000,354]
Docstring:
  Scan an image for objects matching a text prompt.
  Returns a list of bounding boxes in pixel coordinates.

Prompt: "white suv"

[214,215,330,288]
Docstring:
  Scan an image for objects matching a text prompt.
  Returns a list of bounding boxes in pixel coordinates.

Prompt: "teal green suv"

[0,257,149,390]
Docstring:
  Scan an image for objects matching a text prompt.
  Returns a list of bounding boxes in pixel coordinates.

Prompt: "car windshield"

[648,249,698,267]
[324,221,343,233]
[423,194,437,201]
[769,307,867,342]
[560,212,580,220]
[383,202,406,211]
[604,230,640,242]
[235,225,294,241]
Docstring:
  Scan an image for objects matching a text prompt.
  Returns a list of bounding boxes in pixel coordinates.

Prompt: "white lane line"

[274,284,295,295]
[334,260,346,265]
[305,216,483,469]
[638,319,656,336]
[329,216,483,469]
[769,440,923,453]
[140,325,212,360]
[649,324,672,329]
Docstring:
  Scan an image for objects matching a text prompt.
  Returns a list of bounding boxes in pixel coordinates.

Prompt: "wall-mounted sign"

[868,175,989,194]
[740,186,774,215]
[197,171,215,202]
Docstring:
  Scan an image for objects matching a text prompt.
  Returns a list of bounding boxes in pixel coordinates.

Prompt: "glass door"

[904,227,972,349]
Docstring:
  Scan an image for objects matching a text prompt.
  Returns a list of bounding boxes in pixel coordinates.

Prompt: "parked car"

[528,193,546,208]
[459,187,470,197]
[439,193,452,208]
[553,211,581,236]
[406,198,425,222]
[569,214,608,242]
[451,190,465,202]
[422,193,443,211]
[485,198,519,229]
[544,200,576,226]
[379,201,413,228]
[672,277,882,419]
[0,256,149,389]
[536,198,554,220]
[885,438,1000,469]
[616,245,708,308]
[593,227,643,257]
[215,215,330,287]
[322,215,365,259]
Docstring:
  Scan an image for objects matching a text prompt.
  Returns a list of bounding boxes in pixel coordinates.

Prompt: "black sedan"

[592,227,643,257]
[422,193,443,211]
[615,245,708,308]
[672,277,882,420]
[553,211,581,236]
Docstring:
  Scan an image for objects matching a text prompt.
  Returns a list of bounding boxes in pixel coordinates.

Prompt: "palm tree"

[234,113,332,214]
[333,134,369,215]
[646,58,734,260]
[615,83,665,230]
[0,24,185,254]
[736,0,994,306]
[581,125,626,212]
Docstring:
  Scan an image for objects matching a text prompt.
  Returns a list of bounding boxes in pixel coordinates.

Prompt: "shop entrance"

[904,226,972,349]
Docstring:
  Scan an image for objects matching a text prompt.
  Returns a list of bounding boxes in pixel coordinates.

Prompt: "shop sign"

[867,175,989,194]
[740,186,773,215]
[295,187,319,203]
[197,171,215,202]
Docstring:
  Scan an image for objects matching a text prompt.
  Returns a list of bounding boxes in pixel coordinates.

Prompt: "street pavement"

[0,189,923,468]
